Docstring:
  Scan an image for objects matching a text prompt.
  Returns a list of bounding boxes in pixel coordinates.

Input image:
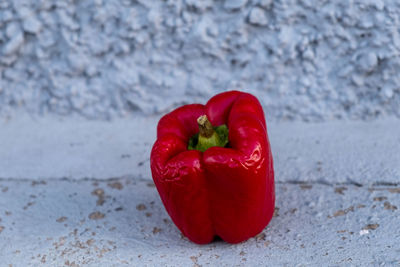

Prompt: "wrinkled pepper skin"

[150,91,275,244]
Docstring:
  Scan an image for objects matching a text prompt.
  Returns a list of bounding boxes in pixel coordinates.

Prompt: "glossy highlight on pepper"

[150,90,275,244]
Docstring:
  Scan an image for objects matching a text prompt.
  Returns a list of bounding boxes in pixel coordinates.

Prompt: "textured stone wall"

[0,0,399,121]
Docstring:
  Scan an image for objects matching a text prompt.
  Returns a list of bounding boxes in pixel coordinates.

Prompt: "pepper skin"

[150,91,275,244]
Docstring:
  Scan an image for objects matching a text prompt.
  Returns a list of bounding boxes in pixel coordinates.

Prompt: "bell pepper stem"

[187,115,229,152]
[197,115,214,138]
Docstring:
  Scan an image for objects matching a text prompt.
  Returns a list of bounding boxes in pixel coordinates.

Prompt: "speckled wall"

[0,0,399,121]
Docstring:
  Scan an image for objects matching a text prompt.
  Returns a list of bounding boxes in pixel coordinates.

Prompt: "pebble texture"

[1,0,400,120]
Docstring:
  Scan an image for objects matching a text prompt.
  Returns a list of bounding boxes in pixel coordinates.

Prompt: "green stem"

[188,115,229,152]
[197,115,215,138]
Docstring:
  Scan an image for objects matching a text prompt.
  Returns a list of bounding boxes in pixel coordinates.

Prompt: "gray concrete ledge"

[1,116,399,185]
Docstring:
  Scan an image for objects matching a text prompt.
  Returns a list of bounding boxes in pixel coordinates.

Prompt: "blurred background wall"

[0,0,399,121]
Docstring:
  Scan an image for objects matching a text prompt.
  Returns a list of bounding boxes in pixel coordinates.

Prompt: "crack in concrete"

[279,181,368,187]
[0,177,399,187]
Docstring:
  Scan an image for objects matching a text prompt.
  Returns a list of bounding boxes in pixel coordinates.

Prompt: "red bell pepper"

[150,91,275,244]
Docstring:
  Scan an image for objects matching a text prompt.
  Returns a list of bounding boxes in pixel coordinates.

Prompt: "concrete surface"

[1,0,400,121]
[1,178,399,266]
[0,116,399,266]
